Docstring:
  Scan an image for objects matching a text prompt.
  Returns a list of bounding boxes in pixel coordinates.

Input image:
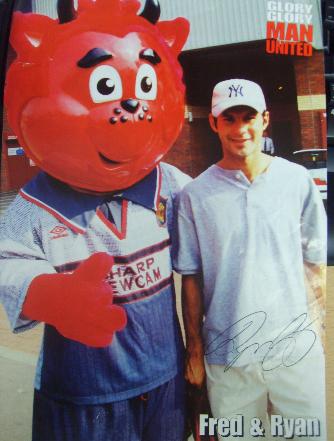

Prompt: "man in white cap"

[174,79,326,440]
[261,130,275,155]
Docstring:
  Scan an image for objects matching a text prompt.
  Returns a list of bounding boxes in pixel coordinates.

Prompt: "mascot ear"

[10,12,55,58]
[157,17,189,55]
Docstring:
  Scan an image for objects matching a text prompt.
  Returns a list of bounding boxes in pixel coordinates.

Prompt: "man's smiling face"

[210,105,269,160]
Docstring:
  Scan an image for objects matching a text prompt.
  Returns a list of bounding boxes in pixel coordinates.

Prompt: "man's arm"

[182,273,206,388]
[304,261,326,347]
[299,169,326,347]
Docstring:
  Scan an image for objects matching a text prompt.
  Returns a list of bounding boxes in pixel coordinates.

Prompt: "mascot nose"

[121,99,139,113]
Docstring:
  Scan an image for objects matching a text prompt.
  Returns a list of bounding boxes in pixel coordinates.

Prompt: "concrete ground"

[0,271,333,441]
[0,307,41,441]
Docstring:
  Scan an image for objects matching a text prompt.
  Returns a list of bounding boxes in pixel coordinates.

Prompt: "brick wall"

[298,110,326,148]
[164,118,221,178]
[294,51,326,95]
[293,50,327,148]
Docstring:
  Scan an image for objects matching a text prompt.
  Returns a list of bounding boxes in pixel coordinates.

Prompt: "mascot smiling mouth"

[98,152,122,166]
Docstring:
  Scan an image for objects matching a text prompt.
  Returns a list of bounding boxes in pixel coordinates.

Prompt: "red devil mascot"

[0,1,190,439]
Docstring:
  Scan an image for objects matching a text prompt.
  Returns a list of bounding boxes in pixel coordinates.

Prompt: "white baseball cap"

[211,79,267,117]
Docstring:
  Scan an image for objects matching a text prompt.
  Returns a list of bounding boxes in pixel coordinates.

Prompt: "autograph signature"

[204,311,318,371]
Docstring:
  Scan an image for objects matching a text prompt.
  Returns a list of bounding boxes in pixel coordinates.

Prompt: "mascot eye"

[141,77,152,93]
[97,78,115,95]
[89,65,122,103]
[135,64,157,100]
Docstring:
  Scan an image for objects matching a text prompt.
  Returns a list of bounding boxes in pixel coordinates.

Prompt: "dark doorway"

[272,121,294,158]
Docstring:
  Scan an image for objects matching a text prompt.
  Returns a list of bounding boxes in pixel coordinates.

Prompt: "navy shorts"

[32,372,186,441]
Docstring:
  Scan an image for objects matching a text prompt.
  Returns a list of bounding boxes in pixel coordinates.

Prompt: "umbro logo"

[49,226,69,240]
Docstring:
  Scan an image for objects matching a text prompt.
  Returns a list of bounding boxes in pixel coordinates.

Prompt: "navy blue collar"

[20,167,161,233]
[115,166,161,211]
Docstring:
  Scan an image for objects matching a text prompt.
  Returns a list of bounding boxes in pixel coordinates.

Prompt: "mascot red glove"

[22,253,127,347]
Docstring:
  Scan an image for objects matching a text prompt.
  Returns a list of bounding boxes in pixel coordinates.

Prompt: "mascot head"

[5,0,189,191]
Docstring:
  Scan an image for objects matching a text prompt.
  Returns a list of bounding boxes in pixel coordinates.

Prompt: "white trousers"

[205,348,326,440]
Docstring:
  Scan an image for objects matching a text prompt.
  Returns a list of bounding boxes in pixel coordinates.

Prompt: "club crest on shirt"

[156,197,167,227]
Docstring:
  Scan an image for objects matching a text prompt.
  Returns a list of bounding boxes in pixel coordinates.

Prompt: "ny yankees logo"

[229,84,244,98]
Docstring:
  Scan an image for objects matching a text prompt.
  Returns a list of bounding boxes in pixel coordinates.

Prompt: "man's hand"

[304,262,326,349]
[23,253,127,347]
[185,343,206,388]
